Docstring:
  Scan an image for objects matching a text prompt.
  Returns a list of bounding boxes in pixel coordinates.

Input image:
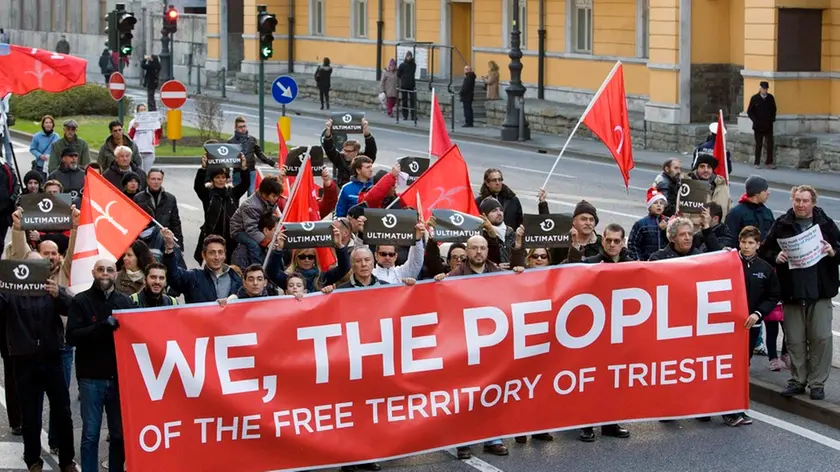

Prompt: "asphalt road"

[4,124,840,470]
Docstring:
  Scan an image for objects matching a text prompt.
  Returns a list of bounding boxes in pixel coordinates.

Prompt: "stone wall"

[690,64,744,123]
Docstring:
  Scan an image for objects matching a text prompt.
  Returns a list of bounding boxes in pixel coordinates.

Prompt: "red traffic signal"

[163,6,179,34]
[167,8,178,20]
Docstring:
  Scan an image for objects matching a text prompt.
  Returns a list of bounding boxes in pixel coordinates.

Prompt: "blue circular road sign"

[271,75,298,105]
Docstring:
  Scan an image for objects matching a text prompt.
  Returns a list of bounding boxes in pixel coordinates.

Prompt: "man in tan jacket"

[682,150,732,229]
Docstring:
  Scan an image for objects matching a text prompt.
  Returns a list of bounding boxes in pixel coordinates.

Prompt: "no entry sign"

[160,80,188,109]
[108,72,125,101]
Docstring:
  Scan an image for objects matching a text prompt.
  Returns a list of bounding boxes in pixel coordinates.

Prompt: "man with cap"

[479,196,515,265]
[725,175,775,241]
[553,200,602,264]
[692,121,733,176]
[48,148,86,204]
[48,119,91,170]
[747,81,777,169]
[685,150,732,221]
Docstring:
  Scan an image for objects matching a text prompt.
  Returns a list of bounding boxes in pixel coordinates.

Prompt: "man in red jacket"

[358,165,399,208]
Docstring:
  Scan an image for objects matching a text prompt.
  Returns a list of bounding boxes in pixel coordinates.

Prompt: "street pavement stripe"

[0,441,53,470]
[748,409,840,451]
[399,148,428,155]
[499,164,577,180]
[443,448,505,472]
[177,203,201,212]
[0,385,75,471]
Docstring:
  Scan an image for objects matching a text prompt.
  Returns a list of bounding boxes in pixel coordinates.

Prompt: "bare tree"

[192,95,224,141]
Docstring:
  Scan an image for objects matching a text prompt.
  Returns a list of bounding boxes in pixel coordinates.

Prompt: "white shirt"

[372,240,425,284]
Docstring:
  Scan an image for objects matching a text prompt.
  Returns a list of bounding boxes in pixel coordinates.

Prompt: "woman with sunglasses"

[284,244,350,294]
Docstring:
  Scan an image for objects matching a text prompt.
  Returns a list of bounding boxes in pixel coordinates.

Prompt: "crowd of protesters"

[0,110,837,472]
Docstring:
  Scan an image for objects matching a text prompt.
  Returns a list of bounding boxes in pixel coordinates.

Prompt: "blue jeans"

[235,231,264,264]
[79,379,124,472]
[47,346,74,448]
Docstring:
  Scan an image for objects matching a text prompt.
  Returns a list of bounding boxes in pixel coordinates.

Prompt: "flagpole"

[540,61,622,190]
[428,88,435,159]
[263,148,311,268]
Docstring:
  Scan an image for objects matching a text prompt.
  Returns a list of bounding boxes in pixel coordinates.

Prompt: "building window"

[573,0,593,54]
[352,0,368,38]
[399,0,415,40]
[505,0,527,49]
[637,0,649,58]
[311,0,325,36]
[777,8,822,72]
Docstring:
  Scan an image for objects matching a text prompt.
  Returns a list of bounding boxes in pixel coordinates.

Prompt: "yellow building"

[205,0,840,135]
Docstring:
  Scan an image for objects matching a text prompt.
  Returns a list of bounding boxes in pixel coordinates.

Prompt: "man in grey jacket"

[229,176,284,265]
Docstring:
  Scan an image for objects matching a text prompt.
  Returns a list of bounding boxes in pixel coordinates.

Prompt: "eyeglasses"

[95,266,116,273]
[343,148,356,153]
[297,254,316,261]
[487,177,503,183]
[378,252,396,258]
[450,255,466,261]
[605,238,623,246]
[529,253,548,260]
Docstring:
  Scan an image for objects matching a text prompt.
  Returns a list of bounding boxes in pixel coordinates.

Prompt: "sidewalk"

[131,82,840,196]
[749,361,840,430]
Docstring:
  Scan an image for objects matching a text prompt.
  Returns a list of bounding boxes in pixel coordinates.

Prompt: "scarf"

[300,267,320,292]
[125,268,145,282]
[233,131,249,141]
[494,223,506,241]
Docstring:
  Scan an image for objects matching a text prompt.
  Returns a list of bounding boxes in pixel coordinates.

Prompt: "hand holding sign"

[204,143,243,171]
[822,240,836,257]
[331,112,365,134]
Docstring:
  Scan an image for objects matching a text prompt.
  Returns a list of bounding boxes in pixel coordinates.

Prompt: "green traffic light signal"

[261,46,273,60]
[121,45,133,55]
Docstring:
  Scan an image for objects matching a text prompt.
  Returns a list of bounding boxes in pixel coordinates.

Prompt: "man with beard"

[653,158,681,218]
[479,197,515,265]
[685,151,731,220]
[48,148,85,203]
[67,259,134,472]
[228,116,276,194]
[130,262,179,307]
[476,168,523,230]
[48,120,91,170]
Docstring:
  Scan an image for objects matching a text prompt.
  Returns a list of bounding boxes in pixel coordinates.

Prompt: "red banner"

[114,251,749,471]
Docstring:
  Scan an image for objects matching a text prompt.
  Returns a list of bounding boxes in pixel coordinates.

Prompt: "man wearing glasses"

[67,259,136,472]
[322,117,378,189]
[228,116,277,195]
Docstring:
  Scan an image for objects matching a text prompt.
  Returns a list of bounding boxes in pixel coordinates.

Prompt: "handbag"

[763,303,784,322]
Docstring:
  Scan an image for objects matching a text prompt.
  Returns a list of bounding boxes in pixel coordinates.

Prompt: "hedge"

[9,84,133,121]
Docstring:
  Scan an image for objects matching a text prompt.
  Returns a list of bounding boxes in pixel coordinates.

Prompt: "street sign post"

[161,80,187,152]
[272,75,298,144]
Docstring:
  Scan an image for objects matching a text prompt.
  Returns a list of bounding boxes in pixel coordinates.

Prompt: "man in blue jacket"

[335,156,374,217]
[161,229,243,304]
[725,175,774,241]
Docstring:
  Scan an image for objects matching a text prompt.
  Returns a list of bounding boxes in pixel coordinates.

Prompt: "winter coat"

[747,93,777,132]
[134,188,184,247]
[323,133,379,189]
[97,134,141,170]
[582,247,635,264]
[315,65,332,91]
[66,285,135,379]
[193,167,250,263]
[163,248,243,303]
[141,58,161,90]
[653,171,680,218]
[231,241,267,271]
[99,52,115,75]
[336,178,374,218]
[0,162,19,220]
[725,194,775,241]
[460,72,476,102]
[759,207,840,303]
[337,273,390,290]
[484,227,515,265]
[103,162,146,191]
[227,133,276,170]
[130,290,179,308]
[0,288,72,358]
[397,58,417,90]
[476,183,524,230]
[380,69,399,98]
[692,135,732,177]
[114,269,145,296]
[447,260,504,277]
[47,165,85,200]
[229,192,278,247]
[627,214,667,262]
[29,130,60,172]
[485,70,500,100]
[710,223,736,249]
[48,136,91,171]
[740,253,781,320]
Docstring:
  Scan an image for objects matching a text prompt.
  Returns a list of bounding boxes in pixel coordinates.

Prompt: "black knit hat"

[23,170,44,187]
[573,200,599,225]
[479,196,503,216]
[693,150,718,171]
[121,172,142,188]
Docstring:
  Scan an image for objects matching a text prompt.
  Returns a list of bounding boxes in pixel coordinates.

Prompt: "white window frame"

[310,0,325,36]
[571,0,593,54]
[397,0,416,40]
[636,0,649,58]
[351,0,368,38]
[502,0,528,49]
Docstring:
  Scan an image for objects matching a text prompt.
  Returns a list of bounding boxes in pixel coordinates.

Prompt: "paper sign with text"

[114,250,749,472]
[777,225,827,269]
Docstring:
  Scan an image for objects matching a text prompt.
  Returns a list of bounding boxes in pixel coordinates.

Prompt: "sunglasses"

[378,252,397,258]
[450,255,466,261]
[297,254,316,261]
[487,177,503,183]
[529,253,548,260]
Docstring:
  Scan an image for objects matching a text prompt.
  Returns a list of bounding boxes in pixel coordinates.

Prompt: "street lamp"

[500,0,530,141]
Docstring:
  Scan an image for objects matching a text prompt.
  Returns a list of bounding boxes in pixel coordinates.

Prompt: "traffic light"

[117,9,137,57]
[258,9,278,60]
[163,5,179,35]
[104,11,117,52]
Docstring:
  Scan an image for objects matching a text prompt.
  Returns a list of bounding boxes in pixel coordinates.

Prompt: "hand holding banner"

[331,112,365,134]
[523,213,573,248]
[204,143,243,171]
[677,180,711,214]
[363,208,419,246]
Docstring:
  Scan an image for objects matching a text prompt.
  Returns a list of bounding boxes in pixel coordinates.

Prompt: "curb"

[749,377,840,430]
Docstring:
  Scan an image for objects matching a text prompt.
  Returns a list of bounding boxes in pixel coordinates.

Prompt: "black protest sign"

[431,209,483,243]
[677,180,711,214]
[19,193,72,231]
[204,143,242,171]
[363,209,418,246]
[282,221,335,249]
[523,213,573,248]
[284,146,325,177]
[331,112,365,134]
[0,259,50,296]
[398,156,430,185]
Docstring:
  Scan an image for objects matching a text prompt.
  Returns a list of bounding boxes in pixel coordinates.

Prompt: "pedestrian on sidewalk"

[482,61,500,100]
[747,81,777,169]
[315,57,332,110]
[397,51,417,121]
[380,58,399,117]
[55,35,70,55]
[141,55,161,111]
[99,49,114,83]
[460,65,476,127]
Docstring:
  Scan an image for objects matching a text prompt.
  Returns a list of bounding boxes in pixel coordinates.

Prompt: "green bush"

[9,84,133,121]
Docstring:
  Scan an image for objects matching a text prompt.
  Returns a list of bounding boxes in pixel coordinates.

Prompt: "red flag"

[399,144,480,216]
[429,88,452,158]
[83,168,152,260]
[0,44,87,96]
[582,62,635,189]
[283,158,337,271]
[713,111,729,183]
[276,122,290,162]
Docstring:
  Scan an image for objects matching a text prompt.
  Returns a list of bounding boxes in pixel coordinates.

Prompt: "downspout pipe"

[376,0,384,81]
[537,0,546,99]
[288,0,295,73]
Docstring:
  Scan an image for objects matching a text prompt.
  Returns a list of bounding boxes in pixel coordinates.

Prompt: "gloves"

[106,316,120,330]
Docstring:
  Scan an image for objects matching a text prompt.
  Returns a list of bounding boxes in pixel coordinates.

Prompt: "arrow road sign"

[108,72,125,101]
[271,75,298,105]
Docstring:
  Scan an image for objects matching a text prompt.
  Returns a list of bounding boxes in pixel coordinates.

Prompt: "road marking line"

[469,184,641,220]
[443,448,506,472]
[398,148,428,155]
[178,203,201,212]
[748,409,840,451]
[499,164,576,180]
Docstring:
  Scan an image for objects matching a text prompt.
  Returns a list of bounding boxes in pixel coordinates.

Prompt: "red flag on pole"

[713,110,729,183]
[283,158,337,271]
[276,121,290,163]
[581,62,635,189]
[0,44,87,96]
[82,168,152,260]
[429,88,452,158]
[399,144,480,216]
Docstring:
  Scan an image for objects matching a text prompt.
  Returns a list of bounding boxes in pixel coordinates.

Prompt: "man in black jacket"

[0,253,76,472]
[67,258,135,472]
[397,51,417,121]
[460,65,476,127]
[0,157,20,259]
[747,81,777,168]
[134,168,184,248]
[130,262,179,308]
[653,158,681,218]
[759,185,838,400]
[228,116,276,195]
[322,117,378,189]
[47,148,85,204]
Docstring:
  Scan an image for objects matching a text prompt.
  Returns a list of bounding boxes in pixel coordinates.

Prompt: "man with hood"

[476,168,523,230]
[684,150,731,221]
[725,175,774,241]
[48,148,85,204]
[29,115,60,179]
[48,119,91,170]
[228,116,276,195]
[103,146,146,191]
[21,170,44,196]
[693,121,733,176]
[397,51,417,121]
[98,120,141,170]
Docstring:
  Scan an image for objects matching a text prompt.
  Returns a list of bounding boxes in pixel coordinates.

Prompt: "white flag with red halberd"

[69,187,99,292]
